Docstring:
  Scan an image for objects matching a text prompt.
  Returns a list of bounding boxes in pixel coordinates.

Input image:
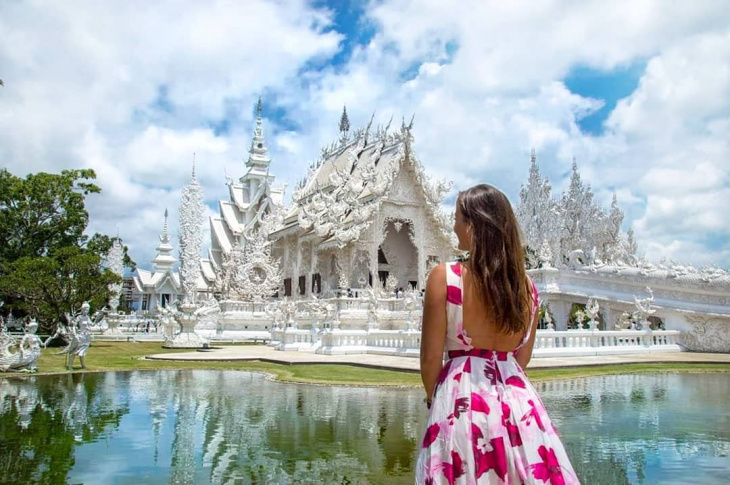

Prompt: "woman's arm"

[515,308,539,370]
[420,264,448,404]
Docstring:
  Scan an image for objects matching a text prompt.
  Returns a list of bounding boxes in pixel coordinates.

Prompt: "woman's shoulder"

[427,262,448,282]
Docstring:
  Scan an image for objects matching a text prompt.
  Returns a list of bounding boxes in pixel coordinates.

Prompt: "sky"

[1,0,729,270]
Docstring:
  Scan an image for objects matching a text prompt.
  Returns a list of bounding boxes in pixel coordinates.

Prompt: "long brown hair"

[458,184,531,334]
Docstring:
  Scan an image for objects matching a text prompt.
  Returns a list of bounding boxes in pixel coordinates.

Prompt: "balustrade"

[533,329,681,355]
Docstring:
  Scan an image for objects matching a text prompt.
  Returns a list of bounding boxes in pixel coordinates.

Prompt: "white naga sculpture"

[0,317,44,372]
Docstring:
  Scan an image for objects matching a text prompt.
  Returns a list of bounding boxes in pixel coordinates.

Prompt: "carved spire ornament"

[107,238,124,312]
[179,160,205,304]
[517,152,629,269]
[339,105,350,134]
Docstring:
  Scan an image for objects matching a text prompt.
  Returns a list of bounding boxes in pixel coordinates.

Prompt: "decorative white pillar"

[167,163,208,349]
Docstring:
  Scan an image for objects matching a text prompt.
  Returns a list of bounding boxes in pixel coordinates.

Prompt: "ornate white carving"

[107,238,124,312]
[0,318,43,372]
[179,164,205,304]
[585,297,600,330]
[385,274,398,294]
[633,287,656,330]
[517,153,631,268]
[219,232,282,302]
[682,315,730,352]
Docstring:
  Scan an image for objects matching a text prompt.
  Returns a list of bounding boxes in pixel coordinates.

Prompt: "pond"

[0,371,728,484]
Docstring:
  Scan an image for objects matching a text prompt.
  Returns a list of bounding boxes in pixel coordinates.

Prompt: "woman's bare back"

[460,265,526,352]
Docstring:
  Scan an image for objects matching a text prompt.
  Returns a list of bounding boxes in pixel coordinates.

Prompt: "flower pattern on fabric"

[521,399,547,432]
[423,423,441,448]
[531,446,567,485]
[416,261,579,484]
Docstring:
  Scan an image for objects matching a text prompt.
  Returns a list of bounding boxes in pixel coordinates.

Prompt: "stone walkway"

[145,345,730,372]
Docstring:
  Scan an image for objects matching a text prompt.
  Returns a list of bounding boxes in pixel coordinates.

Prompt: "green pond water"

[0,371,728,484]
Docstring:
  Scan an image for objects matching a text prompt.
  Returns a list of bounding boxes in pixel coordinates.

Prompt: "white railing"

[218,300,268,313]
[367,330,420,349]
[533,329,682,356]
[320,330,368,348]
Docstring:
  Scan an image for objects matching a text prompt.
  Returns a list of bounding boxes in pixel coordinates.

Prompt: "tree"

[0,247,120,332]
[0,168,135,331]
[0,168,100,261]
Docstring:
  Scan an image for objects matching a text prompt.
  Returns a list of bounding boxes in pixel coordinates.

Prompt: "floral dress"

[416,262,579,484]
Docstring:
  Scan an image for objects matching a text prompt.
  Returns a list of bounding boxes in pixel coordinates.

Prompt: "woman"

[416,184,578,484]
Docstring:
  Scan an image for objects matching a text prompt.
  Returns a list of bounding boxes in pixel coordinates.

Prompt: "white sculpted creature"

[47,302,93,371]
[585,298,600,330]
[0,318,44,372]
[633,287,656,330]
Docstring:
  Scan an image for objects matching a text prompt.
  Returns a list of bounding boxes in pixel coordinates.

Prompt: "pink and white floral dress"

[416,262,579,484]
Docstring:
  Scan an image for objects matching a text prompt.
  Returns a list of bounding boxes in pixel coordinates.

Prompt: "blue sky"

[0,0,728,269]
[564,62,646,135]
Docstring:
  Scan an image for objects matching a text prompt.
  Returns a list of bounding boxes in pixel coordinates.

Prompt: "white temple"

[268,113,455,298]
[126,101,730,355]
[210,103,454,300]
[209,98,285,269]
[131,209,214,312]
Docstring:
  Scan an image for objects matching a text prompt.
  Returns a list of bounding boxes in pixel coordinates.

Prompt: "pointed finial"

[531,148,536,164]
[339,105,350,133]
[161,208,169,241]
[191,152,197,180]
[256,97,263,117]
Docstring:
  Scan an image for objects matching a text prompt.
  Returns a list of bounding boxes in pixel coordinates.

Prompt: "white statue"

[633,287,656,330]
[46,302,92,370]
[0,318,44,372]
[585,298,600,330]
[385,274,399,295]
[365,287,379,330]
[402,288,420,331]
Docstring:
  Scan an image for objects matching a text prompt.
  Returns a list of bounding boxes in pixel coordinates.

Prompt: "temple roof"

[269,121,453,248]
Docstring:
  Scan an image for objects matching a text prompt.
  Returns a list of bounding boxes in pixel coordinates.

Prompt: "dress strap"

[514,278,539,352]
[445,262,473,351]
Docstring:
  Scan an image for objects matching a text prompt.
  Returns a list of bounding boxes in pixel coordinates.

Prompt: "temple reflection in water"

[1,371,729,484]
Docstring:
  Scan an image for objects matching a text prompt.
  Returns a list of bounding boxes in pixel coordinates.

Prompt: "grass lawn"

[3,341,729,387]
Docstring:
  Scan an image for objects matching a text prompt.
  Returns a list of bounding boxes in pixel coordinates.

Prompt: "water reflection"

[0,372,728,484]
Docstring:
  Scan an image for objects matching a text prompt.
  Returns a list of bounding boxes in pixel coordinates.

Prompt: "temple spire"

[246,97,271,169]
[339,105,350,134]
[191,153,196,181]
[161,208,169,243]
[154,208,175,272]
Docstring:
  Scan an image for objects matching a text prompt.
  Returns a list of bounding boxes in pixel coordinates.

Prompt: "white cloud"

[1,0,729,269]
[0,0,341,266]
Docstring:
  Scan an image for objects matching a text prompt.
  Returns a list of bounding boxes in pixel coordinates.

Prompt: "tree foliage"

[0,168,99,260]
[0,168,135,332]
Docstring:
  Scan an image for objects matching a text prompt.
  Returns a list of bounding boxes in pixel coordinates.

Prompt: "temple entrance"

[378,220,418,291]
